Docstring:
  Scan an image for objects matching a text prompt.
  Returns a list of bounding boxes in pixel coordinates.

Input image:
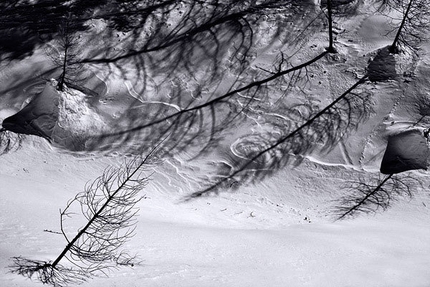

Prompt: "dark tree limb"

[9,147,159,286]
[390,0,414,53]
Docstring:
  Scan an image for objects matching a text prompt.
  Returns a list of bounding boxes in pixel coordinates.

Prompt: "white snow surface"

[1,136,430,287]
[2,4,430,287]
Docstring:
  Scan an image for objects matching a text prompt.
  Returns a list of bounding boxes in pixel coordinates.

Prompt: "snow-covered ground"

[2,1,430,287]
[1,137,430,287]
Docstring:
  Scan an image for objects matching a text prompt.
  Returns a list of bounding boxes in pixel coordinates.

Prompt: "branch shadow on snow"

[333,173,421,220]
[1,0,324,156]
[333,127,430,219]
[0,0,102,62]
[185,76,372,199]
[1,1,344,191]
[65,1,325,155]
[79,0,325,101]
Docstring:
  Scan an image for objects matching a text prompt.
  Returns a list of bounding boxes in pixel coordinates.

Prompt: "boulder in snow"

[367,46,397,82]
[380,129,430,174]
[2,81,60,140]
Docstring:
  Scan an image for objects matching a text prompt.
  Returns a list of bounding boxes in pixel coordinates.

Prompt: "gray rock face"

[367,46,397,82]
[2,82,60,141]
[380,129,430,174]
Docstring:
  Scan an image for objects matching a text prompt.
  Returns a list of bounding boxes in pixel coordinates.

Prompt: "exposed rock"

[2,81,60,140]
[367,46,397,82]
[380,129,429,174]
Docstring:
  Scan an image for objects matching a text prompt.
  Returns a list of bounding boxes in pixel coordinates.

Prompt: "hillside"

[1,1,430,286]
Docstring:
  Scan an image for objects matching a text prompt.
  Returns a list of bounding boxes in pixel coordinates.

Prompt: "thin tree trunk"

[390,0,414,53]
[327,0,336,53]
[58,44,68,91]
[51,158,147,268]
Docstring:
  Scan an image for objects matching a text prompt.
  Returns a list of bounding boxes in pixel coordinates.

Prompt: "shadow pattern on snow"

[0,1,326,159]
[184,76,373,198]
[333,173,422,220]
[81,0,324,86]
[0,0,103,61]
[72,0,325,157]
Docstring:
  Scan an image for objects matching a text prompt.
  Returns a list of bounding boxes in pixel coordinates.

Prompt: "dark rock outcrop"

[367,46,397,82]
[2,82,60,140]
[380,129,429,174]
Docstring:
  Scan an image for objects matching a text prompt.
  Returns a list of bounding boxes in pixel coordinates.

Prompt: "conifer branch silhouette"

[10,150,157,286]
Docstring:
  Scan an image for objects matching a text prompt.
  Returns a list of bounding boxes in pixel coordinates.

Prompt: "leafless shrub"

[9,151,157,286]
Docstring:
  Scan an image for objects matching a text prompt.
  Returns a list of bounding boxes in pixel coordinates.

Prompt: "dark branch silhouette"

[376,0,430,53]
[9,151,157,286]
[390,0,414,53]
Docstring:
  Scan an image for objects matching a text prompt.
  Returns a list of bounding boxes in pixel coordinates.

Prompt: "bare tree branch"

[9,148,159,286]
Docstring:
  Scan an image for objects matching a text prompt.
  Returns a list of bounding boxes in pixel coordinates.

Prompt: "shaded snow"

[52,81,107,150]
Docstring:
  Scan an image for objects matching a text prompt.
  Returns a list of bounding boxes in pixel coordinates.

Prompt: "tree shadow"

[183,74,372,199]
[80,0,325,98]
[0,0,100,61]
[48,1,325,156]
[1,1,345,190]
[333,172,421,219]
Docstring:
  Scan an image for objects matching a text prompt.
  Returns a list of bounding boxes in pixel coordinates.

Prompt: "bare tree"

[49,13,84,91]
[376,0,430,53]
[10,152,156,286]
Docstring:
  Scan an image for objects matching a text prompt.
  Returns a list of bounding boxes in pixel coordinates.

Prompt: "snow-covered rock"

[1,79,107,151]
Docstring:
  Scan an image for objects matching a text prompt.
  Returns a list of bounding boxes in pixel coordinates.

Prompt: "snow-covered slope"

[2,2,430,287]
[1,136,430,287]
